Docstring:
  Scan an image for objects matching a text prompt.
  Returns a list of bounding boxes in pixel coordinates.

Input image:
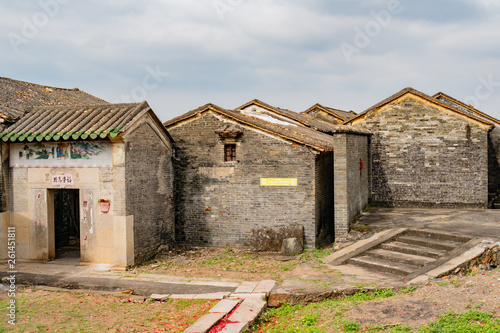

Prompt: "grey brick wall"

[169,112,320,248]
[353,97,489,208]
[332,134,370,241]
[125,119,175,264]
[435,96,500,196]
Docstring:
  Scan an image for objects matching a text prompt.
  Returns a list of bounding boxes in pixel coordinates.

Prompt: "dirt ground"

[0,288,217,332]
[135,247,334,282]
[346,268,500,330]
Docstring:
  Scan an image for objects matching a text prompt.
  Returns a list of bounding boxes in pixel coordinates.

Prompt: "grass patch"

[250,289,397,332]
[299,247,334,264]
[343,320,360,331]
[420,310,500,332]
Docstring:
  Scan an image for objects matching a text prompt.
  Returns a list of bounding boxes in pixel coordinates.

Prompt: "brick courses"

[347,92,491,208]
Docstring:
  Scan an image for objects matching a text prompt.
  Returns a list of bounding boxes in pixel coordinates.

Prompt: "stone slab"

[253,280,275,295]
[229,293,267,301]
[171,294,196,299]
[151,294,170,301]
[184,312,225,333]
[268,290,292,307]
[251,226,304,252]
[229,297,267,324]
[234,281,258,293]
[220,322,250,333]
[209,299,241,314]
[407,275,430,285]
[193,292,231,300]
[281,238,303,256]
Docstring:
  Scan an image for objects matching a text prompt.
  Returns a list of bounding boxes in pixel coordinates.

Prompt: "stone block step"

[348,256,418,276]
[406,229,472,243]
[381,241,447,259]
[366,249,436,267]
[397,235,462,251]
[228,296,267,326]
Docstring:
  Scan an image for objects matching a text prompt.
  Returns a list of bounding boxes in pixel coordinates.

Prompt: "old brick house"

[164,103,370,248]
[343,87,496,208]
[0,79,175,268]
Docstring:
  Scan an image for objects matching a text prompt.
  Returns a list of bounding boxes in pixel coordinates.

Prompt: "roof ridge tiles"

[433,91,500,125]
[165,102,370,152]
[116,101,151,133]
[2,101,152,142]
[344,87,494,127]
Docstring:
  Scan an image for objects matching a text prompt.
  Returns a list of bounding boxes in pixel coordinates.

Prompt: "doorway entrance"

[53,189,80,260]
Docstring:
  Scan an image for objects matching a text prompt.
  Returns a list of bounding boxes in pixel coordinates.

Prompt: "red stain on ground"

[208,303,242,333]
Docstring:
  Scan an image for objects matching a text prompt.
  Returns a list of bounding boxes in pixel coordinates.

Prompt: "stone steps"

[365,248,435,267]
[345,229,472,278]
[381,241,447,259]
[406,229,472,243]
[349,256,418,276]
[397,235,464,251]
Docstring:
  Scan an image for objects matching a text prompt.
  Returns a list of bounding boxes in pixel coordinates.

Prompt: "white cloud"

[1,1,500,121]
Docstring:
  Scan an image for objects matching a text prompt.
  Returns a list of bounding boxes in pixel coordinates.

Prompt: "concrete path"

[0,261,239,296]
[358,208,500,239]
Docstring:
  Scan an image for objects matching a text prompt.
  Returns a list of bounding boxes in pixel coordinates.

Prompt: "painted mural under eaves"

[10,141,113,167]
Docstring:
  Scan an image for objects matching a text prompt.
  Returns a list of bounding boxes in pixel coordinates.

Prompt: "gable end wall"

[352,96,489,207]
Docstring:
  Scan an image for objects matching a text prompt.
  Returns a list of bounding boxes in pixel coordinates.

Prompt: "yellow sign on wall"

[260,178,298,187]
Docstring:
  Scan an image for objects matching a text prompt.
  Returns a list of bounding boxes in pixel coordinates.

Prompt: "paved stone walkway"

[358,208,500,239]
[183,280,275,333]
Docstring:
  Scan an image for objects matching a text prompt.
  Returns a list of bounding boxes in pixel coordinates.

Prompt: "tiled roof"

[433,92,500,126]
[1,101,152,143]
[165,103,367,152]
[303,103,357,121]
[236,99,368,135]
[0,105,24,122]
[0,77,108,119]
[344,87,494,127]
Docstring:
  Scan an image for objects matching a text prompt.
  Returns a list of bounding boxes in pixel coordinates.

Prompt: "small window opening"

[224,144,236,162]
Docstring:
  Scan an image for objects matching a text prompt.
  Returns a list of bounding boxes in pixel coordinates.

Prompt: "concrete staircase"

[325,228,486,282]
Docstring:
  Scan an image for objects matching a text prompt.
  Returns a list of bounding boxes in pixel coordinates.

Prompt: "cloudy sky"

[2,0,500,122]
